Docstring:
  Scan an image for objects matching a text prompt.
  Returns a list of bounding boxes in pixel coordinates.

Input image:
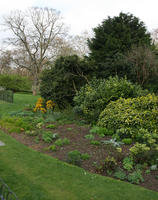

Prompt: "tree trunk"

[32,77,39,96]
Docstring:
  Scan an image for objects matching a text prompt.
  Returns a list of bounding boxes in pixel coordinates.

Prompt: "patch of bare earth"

[9,123,158,192]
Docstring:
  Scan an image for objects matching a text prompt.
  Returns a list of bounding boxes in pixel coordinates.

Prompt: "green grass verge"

[0,93,39,116]
[0,131,158,200]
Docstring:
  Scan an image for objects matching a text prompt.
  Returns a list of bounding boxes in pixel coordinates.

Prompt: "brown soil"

[7,123,158,192]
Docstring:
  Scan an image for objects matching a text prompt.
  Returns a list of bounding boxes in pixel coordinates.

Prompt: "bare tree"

[127,45,158,86]
[3,7,68,95]
[0,49,12,74]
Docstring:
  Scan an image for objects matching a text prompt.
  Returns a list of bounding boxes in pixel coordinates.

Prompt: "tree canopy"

[88,12,152,78]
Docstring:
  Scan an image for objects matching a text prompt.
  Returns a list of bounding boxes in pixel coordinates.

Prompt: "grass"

[0,93,39,116]
[0,132,158,200]
[0,93,158,199]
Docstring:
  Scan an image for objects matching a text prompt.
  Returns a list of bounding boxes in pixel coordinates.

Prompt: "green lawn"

[0,93,39,116]
[0,94,158,199]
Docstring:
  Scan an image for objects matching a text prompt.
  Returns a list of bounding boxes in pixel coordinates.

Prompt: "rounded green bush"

[98,94,158,142]
[73,76,147,123]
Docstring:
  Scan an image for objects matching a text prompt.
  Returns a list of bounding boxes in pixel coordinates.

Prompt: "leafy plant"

[84,134,95,140]
[54,138,70,146]
[81,153,91,160]
[90,126,114,137]
[49,145,57,152]
[42,131,54,143]
[34,136,39,144]
[90,140,101,145]
[114,169,127,180]
[123,157,133,171]
[46,124,56,129]
[67,150,82,166]
[103,156,117,171]
[102,138,123,147]
[127,169,144,184]
[122,138,133,145]
[74,76,147,122]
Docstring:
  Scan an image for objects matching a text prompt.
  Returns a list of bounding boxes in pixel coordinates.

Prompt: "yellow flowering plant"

[33,98,55,113]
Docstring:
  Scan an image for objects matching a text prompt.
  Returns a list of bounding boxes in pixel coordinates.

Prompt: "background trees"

[3,7,68,95]
[88,12,152,79]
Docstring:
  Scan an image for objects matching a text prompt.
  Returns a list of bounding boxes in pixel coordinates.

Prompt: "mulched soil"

[6,123,158,192]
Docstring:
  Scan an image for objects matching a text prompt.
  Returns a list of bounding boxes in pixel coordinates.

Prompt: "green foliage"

[103,156,117,171]
[84,134,95,140]
[42,131,54,143]
[102,138,123,147]
[114,169,126,180]
[123,157,133,171]
[81,153,91,160]
[46,124,56,129]
[98,94,158,139]
[74,76,146,122]
[54,138,70,146]
[67,150,82,166]
[90,140,101,145]
[0,89,13,103]
[0,74,32,92]
[0,116,32,133]
[49,144,57,152]
[88,12,151,79]
[25,130,38,136]
[127,169,144,184]
[122,138,133,145]
[90,126,114,137]
[40,55,92,107]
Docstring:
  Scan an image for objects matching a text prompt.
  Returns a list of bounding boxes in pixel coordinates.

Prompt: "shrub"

[81,153,91,160]
[54,138,70,146]
[74,76,147,123]
[123,157,133,171]
[84,134,95,140]
[67,150,82,166]
[103,156,117,171]
[42,131,54,143]
[98,94,158,140]
[127,169,144,184]
[40,55,92,107]
[49,145,57,152]
[0,74,31,92]
[114,169,126,180]
[90,126,114,137]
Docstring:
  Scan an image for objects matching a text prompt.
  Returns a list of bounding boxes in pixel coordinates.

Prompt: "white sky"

[0,0,158,39]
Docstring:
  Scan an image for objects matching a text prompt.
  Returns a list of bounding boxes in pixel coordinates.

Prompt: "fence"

[0,177,18,200]
[0,90,13,103]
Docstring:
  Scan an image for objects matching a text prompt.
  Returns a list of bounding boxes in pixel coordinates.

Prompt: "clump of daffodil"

[34,98,55,113]
[46,100,55,110]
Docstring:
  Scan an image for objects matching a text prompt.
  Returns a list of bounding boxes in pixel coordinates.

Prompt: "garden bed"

[5,122,158,192]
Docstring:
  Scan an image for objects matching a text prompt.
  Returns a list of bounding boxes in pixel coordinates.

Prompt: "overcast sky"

[0,0,158,40]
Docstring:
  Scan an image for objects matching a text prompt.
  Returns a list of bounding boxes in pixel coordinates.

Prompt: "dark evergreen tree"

[40,55,93,107]
[88,12,152,78]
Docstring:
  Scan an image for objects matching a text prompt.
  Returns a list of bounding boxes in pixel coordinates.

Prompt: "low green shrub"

[74,76,147,123]
[81,153,91,160]
[123,157,133,171]
[90,140,101,145]
[54,138,70,146]
[49,145,57,151]
[42,131,54,143]
[127,169,144,184]
[67,150,82,166]
[84,134,95,140]
[114,169,126,180]
[0,89,13,103]
[90,126,114,137]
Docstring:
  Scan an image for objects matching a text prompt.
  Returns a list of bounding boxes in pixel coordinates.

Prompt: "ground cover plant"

[0,93,158,197]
